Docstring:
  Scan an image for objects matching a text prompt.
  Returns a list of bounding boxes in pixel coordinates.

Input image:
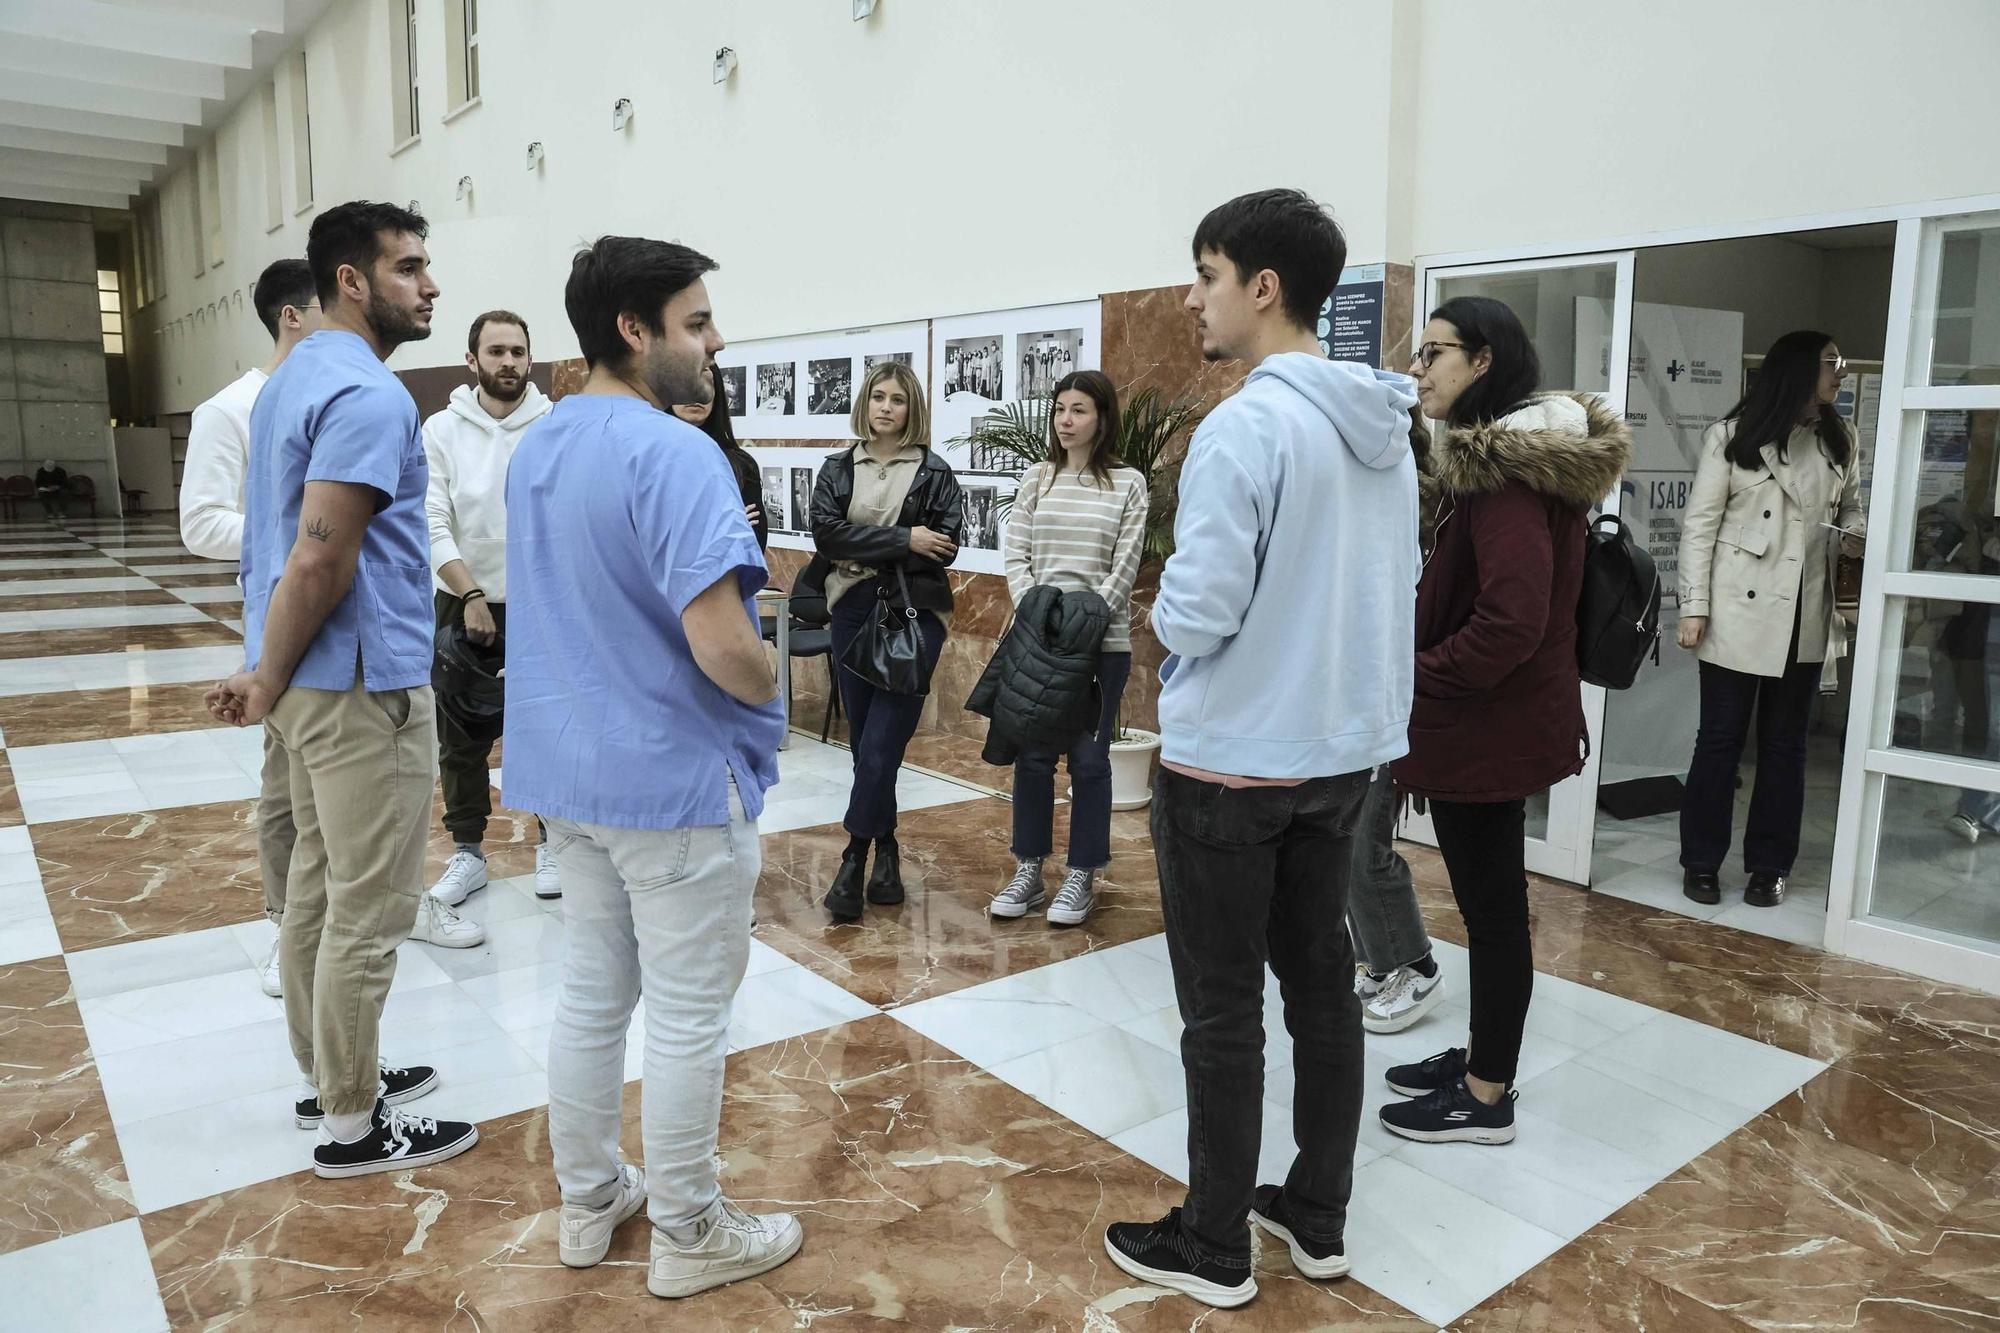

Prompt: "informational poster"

[929,300,1100,471]
[745,445,1017,578]
[717,321,927,441]
[1317,263,1385,367]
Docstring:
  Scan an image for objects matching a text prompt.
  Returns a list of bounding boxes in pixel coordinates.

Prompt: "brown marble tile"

[0,683,229,747]
[1763,1062,2000,1192]
[0,621,241,659]
[752,800,1163,1008]
[0,589,181,613]
[1916,1164,2000,1303]
[0,957,136,1258]
[143,572,245,589]
[37,800,266,952]
[0,750,20,827]
[1457,1243,1762,1332]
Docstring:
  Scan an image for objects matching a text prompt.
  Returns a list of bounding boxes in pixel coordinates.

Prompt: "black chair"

[763,589,843,742]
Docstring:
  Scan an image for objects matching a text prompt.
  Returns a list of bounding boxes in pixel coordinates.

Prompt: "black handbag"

[839,566,933,696]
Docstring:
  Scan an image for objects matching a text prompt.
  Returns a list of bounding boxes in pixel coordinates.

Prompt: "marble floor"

[0,517,1997,1331]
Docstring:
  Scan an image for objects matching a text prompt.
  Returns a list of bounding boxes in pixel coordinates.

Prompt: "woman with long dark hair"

[673,362,767,549]
[1385,295,1631,1146]
[1677,331,1863,907]
[987,369,1148,927]
[801,361,964,922]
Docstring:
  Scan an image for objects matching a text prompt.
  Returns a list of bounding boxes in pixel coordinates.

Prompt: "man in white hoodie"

[182,259,482,992]
[1102,190,1420,1311]
[424,310,559,908]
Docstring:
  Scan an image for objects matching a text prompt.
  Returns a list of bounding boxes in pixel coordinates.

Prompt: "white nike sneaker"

[534,842,562,900]
[259,940,283,998]
[410,893,486,948]
[561,1162,646,1268]
[1362,964,1446,1034]
[648,1199,803,1299]
[429,849,488,906]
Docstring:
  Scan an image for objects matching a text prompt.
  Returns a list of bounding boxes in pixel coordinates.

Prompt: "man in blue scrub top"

[209,200,480,1180]
[502,236,798,1299]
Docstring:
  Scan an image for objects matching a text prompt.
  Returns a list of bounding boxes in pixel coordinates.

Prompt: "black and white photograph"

[719,364,747,415]
[943,334,1004,400]
[761,467,788,534]
[1018,327,1085,399]
[755,362,796,415]
[960,485,1001,551]
[807,357,853,416]
[864,351,913,371]
[789,468,816,533]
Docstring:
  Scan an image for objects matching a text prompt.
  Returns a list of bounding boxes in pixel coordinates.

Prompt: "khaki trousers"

[264,670,438,1117]
[257,726,296,921]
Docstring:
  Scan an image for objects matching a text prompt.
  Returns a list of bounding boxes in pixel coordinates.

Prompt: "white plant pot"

[1109,728,1162,811]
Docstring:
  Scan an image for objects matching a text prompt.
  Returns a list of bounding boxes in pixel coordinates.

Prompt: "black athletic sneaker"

[1378,1078,1518,1145]
[294,1063,439,1129]
[1247,1185,1349,1279]
[313,1100,480,1179]
[1104,1210,1256,1310]
[1384,1046,1467,1098]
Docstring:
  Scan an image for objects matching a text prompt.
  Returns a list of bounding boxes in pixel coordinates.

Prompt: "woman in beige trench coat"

[1676,330,1864,909]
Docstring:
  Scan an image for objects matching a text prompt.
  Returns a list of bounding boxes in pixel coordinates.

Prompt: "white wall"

[1407,0,2000,259]
[133,0,1399,412]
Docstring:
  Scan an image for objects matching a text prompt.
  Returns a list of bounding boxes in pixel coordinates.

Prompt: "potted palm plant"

[949,387,1204,809]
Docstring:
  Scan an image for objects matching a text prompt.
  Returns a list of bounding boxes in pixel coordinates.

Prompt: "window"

[198,138,223,268]
[444,0,480,114]
[260,81,282,231]
[389,0,420,146]
[287,50,314,211]
[98,269,124,356]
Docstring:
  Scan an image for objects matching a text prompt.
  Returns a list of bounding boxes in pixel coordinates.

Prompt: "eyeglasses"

[1821,355,1848,374]
[1411,341,1467,370]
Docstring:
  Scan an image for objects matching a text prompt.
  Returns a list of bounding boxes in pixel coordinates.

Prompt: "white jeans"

[544,785,759,1231]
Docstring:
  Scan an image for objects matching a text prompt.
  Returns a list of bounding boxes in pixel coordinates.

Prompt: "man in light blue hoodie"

[1103,189,1420,1311]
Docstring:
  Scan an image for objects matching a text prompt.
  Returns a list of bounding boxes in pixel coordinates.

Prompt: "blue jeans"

[1011,652,1131,870]
[828,587,947,840]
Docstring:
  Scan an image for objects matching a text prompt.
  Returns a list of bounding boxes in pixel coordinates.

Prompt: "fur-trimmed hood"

[1424,393,1631,509]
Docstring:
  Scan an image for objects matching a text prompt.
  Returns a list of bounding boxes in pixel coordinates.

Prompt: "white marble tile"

[895,985,1111,1070]
[93,546,196,558]
[166,583,243,604]
[1344,1155,1568,1328]
[0,644,244,697]
[66,923,254,1000]
[1515,1060,1742,1176]
[1592,861,1730,921]
[128,561,237,576]
[0,829,57,966]
[93,1014,300,1125]
[0,603,208,633]
[962,939,1177,1028]
[1389,1104,1659,1239]
[117,1083,320,1213]
[1109,1098,1369,1188]
[1576,1013,1825,1122]
[0,555,119,571]
[456,960,564,1033]
[415,905,567,983]
[986,1026,1188,1140]
[0,1221,169,1333]
[727,960,879,1051]
[0,577,151,599]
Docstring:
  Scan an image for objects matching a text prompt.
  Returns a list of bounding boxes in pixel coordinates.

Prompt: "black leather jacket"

[798,445,965,614]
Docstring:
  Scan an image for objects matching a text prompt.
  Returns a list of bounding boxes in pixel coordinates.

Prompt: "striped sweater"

[1003,462,1149,652]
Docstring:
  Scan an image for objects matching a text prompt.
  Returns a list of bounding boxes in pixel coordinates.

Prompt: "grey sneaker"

[1047,867,1096,927]
[649,1199,803,1299]
[989,858,1047,919]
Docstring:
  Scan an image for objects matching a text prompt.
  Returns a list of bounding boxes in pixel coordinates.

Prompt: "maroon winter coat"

[1393,394,1632,804]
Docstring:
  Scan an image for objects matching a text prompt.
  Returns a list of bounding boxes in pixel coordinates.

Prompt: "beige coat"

[1678,420,1863,678]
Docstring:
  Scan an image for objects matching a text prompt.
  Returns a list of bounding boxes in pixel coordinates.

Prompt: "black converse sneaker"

[1378,1078,1518,1145]
[1248,1185,1349,1280]
[1104,1210,1256,1310]
[313,1100,480,1179]
[1383,1046,1467,1098]
[294,1064,439,1129]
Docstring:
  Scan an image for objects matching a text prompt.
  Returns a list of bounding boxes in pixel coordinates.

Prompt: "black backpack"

[1576,512,1660,690]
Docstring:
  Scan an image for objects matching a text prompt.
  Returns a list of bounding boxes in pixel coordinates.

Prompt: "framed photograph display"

[718,320,928,441]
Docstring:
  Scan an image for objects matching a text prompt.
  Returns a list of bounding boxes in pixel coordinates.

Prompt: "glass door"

[1404,252,1636,885]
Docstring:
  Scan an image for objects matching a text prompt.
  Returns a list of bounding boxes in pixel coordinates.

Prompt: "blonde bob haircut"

[850,360,930,451]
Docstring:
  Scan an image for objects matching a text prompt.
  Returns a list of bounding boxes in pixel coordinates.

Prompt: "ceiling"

[0,0,335,213]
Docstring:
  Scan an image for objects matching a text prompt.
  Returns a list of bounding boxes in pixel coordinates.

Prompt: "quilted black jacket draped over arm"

[968,584,1114,765]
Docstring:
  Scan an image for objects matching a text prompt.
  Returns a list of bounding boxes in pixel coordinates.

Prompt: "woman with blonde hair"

[801,360,965,921]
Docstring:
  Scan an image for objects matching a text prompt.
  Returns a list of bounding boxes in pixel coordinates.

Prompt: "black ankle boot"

[824,849,867,922]
[1682,869,1721,905]
[867,840,904,905]
[1744,871,1787,908]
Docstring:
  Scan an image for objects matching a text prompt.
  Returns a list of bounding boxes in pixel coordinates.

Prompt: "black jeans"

[828,587,947,840]
[1680,637,1819,877]
[1430,797,1533,1086]
[1011,651,1131,870]
[1152,764,1371,1266]
[435,591,503,845]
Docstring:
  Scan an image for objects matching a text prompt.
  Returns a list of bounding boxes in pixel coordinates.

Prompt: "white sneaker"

[648,1199,803,1299]
[534,842,562,899]
[1354,965,1385,1003]
[430,849,488,906]
[259,940,283,998]
[1947,814,1981,845]
[561,1162,646,1268]
[1362,965,1445,1034]
[410,893,486,948]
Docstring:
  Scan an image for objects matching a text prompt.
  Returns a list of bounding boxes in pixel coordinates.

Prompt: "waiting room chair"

[0,476,31,523]
[762,589,843,743]
[66,474,97,517]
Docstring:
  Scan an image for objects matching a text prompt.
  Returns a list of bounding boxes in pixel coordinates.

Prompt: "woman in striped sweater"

[989,370,1149,926]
